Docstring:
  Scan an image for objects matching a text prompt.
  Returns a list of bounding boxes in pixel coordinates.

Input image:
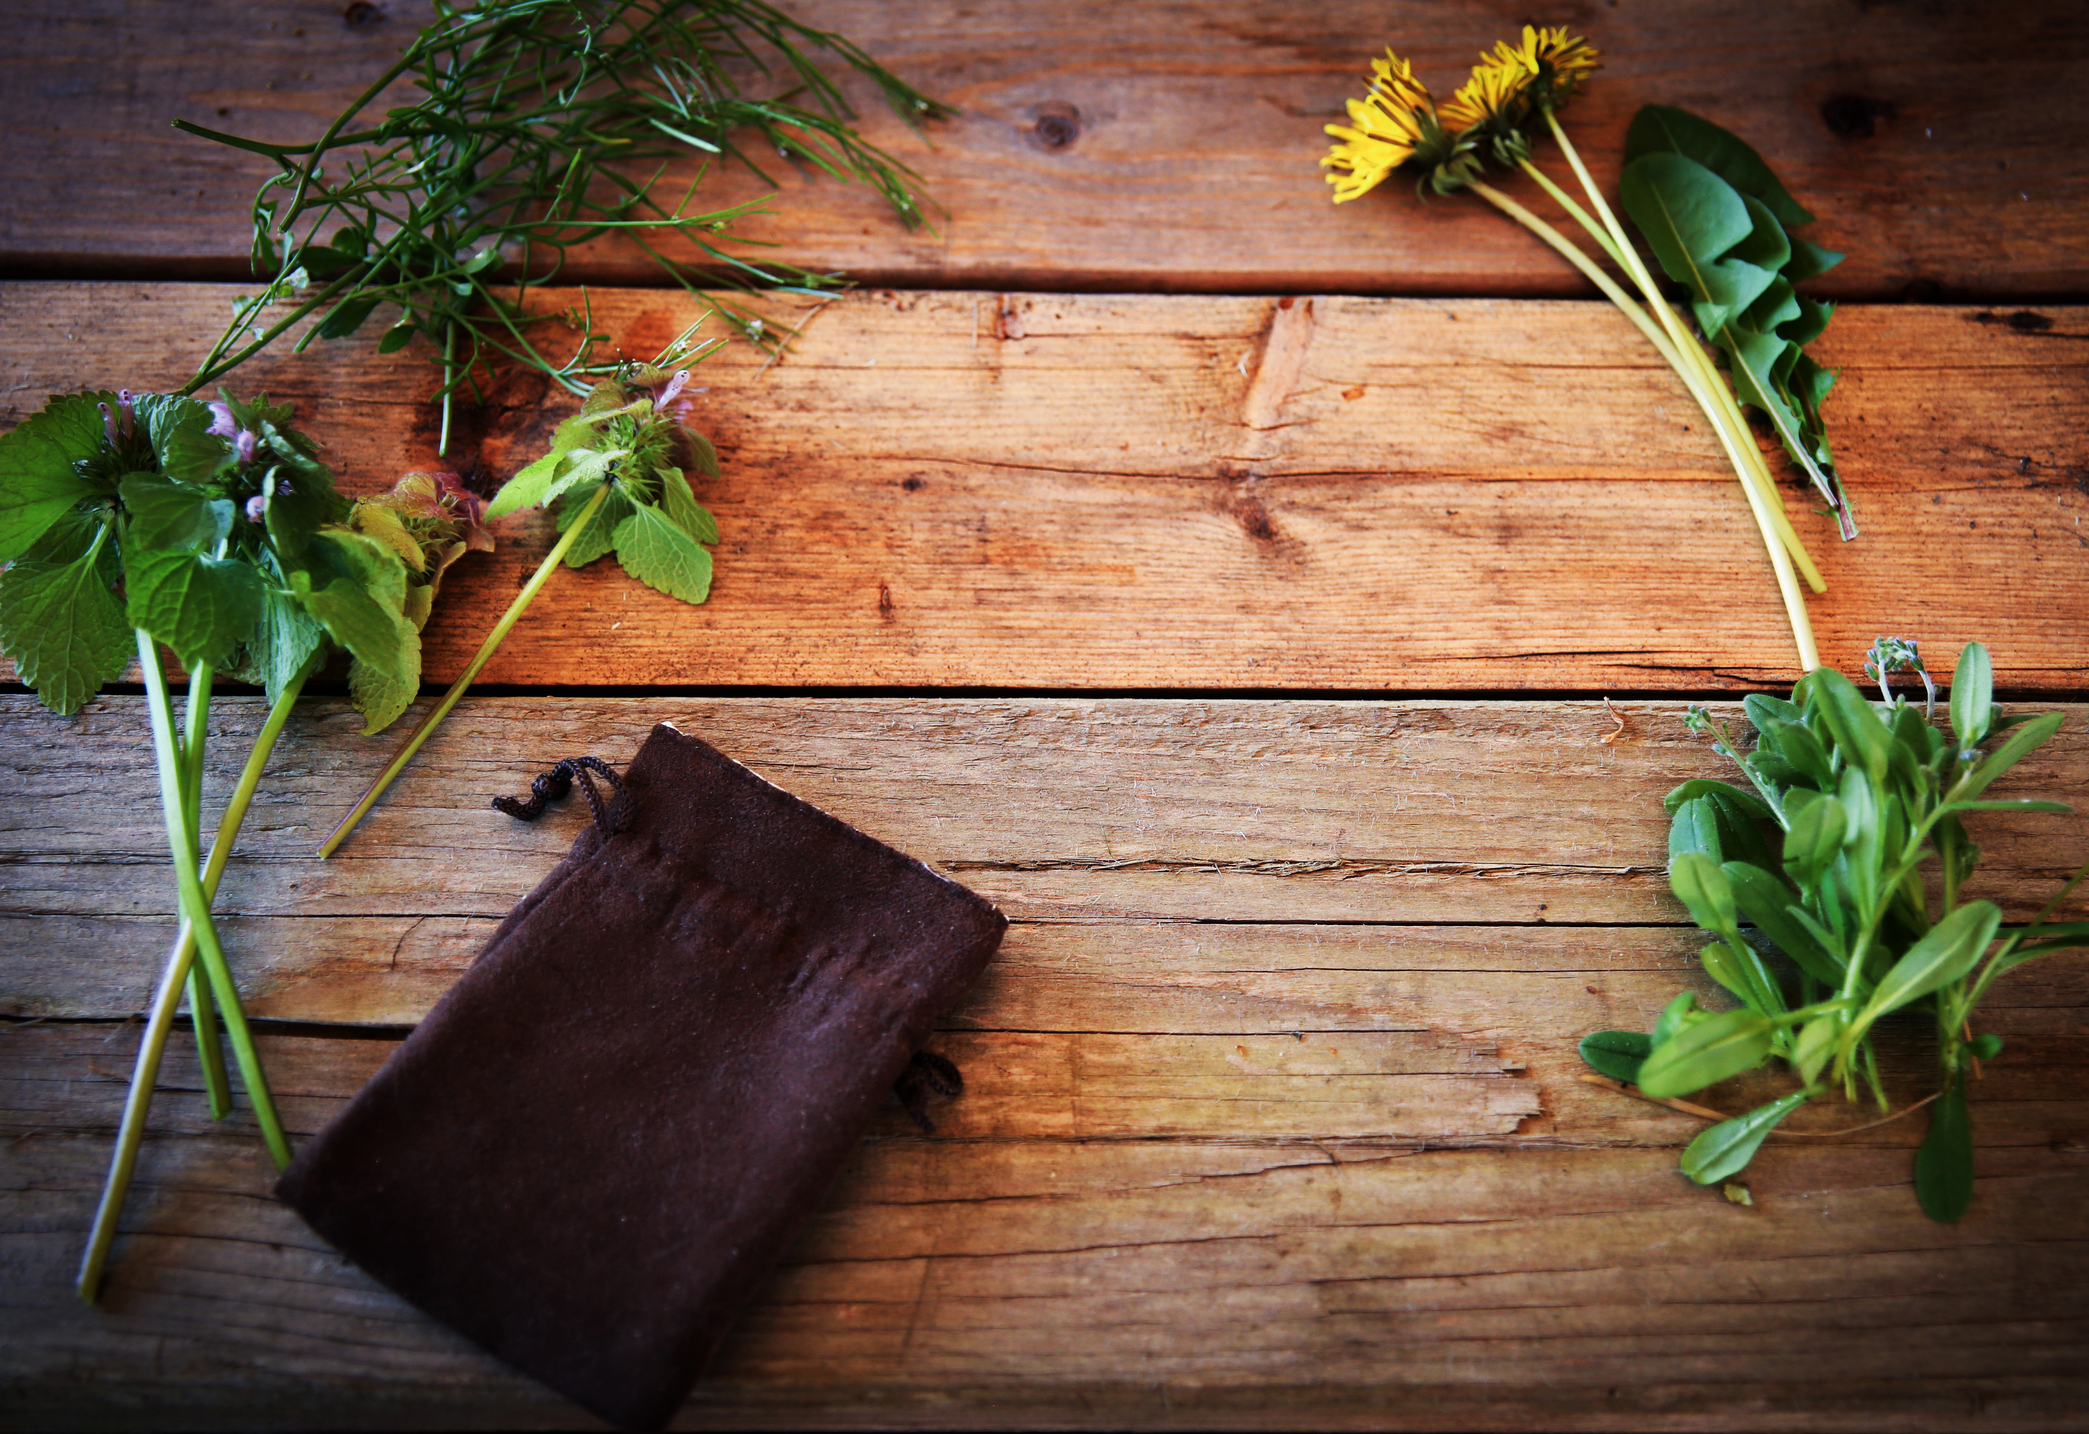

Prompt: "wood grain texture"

[7,695,2087,1426]
[4,285,2086,693]
[5,696,2086,1023]
[2,2,2086,300]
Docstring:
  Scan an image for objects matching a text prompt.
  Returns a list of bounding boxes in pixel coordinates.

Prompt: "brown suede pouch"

[276,722,1006,1431]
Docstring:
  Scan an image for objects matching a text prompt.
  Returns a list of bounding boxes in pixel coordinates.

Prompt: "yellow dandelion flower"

[1488,24,1599,106]
[1440,51,1530,132]
[1322,50,1437,204]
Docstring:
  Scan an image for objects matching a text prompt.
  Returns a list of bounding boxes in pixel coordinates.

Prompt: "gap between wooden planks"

[3,285,2086,694]
[6,695,2087,1426]
[3,1,2086,300]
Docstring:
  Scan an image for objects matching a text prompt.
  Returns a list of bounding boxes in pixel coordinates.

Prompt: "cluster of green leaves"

[1580,642,2086,1220]
[488,361,720,603]
[176,0,950,419]
[0,390,463,732]
[1619,107,1854,539]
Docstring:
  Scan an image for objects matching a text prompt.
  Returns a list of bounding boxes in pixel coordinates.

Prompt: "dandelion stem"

[77,674,309,1304]
[317,482,614,857]
[1538,105,1826,604]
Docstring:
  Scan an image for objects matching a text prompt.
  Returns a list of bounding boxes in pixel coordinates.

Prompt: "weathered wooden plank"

[6,697,2086,1025]
[2,2,2085,300]
[5,1027,2087,1429]
[3,286,2086,692]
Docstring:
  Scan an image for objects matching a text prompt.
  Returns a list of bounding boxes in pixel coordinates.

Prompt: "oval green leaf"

[1680,1090,1810,1185]
[1638,1007,1774,1099]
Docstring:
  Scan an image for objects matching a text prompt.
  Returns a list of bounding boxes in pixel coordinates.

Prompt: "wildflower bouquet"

[0,388,490,1298]
[1578,640,2086,1219]
[1324,29,1849,670]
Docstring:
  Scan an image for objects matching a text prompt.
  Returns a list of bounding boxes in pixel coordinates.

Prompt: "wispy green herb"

[1579,641,2087,1220]
[176,0,950,449]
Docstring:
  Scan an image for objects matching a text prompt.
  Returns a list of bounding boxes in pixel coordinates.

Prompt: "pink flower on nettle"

[234,429,258,466]
[98,391,137,446]
[245,494,268,524]
[649,367,698,426]
[376,471,495,554]
[207,402,240,440]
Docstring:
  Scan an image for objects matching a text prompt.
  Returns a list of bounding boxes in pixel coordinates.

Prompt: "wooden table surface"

[4,2,2087,1429]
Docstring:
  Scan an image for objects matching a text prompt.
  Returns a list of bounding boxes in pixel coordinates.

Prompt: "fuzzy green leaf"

[1664,779,1772,822]
[0,409,100,563]
[119,472,233,553]
[1915,1079,1974,1223]
[613,502,713,606]
[1810,668,1894,784]
[1624,105,1816,228]
[0,534,132,714]
[555,481,637,569]
[1578,1030,1652,1084]
[1723,860,1844,987]
[659,465,720,543]
[288,530,420,734]
[124,547,264,669]
[1681,1090,1810,1185]
[1638,1007,1775,1099]
[1669,796,1724,865]
[1792,1014,1840,1086]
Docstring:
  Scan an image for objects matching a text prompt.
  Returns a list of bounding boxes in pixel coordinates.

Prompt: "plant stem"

[178,665,232,1120]
[77,675,310,1305]
[317,482,613,857]
[1469,179,1826,640]
[135,634,293,1168]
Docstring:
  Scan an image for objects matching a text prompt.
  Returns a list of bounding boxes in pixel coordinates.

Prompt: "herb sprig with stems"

[318,326,722,855]
[0,388,489,1300]
[1578,640,2087,1219]
[1323,29,1849,670]
[176,0,950,449]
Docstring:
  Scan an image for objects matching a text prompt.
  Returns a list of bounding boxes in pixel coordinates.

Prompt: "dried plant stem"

[1578,1074,1941,1137]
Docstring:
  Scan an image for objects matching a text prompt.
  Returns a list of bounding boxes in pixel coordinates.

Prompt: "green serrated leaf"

[124,546,264,669]
[1624,105,1816,228]
[0,409,100,564]
[658,465,720,543]
[1680,1090,1810,1185]
[1783,240,1845,282]
[1578,1030,1652,1084]
[1729,195,1791,273]
[612,502,713,606]
[119,472,232,553]
[1638,1007,1775,1099]
[0,526,132,714]
[1915,1078,1974,1222]
[1740,276,1801,334]
[554,481,636,569]
[287,529,420,733]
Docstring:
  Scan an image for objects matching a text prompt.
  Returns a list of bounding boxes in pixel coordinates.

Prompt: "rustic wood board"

[4,285,2086,693]
[5,696,2087,1425]
[3,2,2086,300]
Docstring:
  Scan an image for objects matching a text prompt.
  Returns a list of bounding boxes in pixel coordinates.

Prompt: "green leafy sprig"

[1617,108,1853,540]
[319,328,722,854]
[0,386,488,1299]
[1579,641,2087,1220]
[176,0,949,449]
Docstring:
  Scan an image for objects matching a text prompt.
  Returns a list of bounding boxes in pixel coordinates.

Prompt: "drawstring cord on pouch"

[492,756,627,836]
